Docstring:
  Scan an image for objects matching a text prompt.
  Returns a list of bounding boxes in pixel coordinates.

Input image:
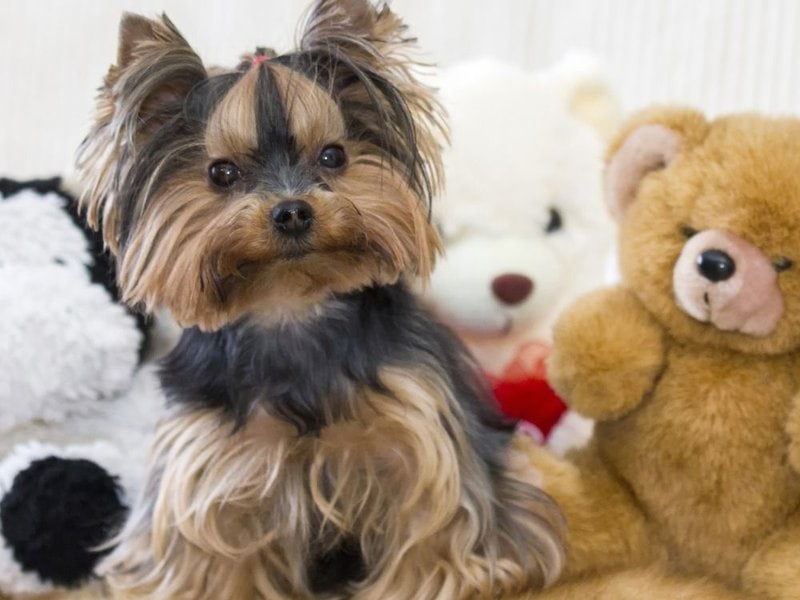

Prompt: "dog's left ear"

[299,0,447,202]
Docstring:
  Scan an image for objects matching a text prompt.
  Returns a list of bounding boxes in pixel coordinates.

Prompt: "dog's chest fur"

[161,283,499,434]
[154,282,510,595]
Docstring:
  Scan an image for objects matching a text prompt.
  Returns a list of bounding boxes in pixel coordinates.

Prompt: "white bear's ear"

[605,106,708,222]
[544,51,621,142]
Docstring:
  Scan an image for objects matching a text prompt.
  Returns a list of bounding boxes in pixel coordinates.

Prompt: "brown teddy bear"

[533,105,800,599]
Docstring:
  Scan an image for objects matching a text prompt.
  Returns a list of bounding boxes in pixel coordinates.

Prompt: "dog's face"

[78,0,444,330]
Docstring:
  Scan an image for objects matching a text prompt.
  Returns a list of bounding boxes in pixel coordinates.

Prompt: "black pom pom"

[0,456,127,587]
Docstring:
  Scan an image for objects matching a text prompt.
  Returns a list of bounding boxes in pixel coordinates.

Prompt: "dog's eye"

[774,257,794,272]
[544,208,562,233]
[208,161,242,188]
[680,225,698,238]
[318,145,347,169]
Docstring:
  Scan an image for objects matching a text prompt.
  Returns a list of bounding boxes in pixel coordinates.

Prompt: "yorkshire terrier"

[77,0,564,597]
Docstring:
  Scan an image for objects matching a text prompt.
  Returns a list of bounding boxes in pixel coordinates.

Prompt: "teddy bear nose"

[697,249,736,282]
[491,274,534,305]
[271,200,314,237]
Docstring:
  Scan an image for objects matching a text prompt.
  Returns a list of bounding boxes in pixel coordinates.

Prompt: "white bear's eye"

[544,208,563,233]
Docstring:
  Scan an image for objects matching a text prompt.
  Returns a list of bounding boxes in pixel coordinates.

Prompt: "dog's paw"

[0,451,127,592]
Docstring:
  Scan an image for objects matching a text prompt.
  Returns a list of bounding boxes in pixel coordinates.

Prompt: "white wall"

[3,0,800,178]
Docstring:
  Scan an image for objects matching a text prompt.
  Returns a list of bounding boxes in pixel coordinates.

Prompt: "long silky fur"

[104,366,563,599]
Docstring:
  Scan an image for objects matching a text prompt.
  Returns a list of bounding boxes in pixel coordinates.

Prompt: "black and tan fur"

[77,1,564,597]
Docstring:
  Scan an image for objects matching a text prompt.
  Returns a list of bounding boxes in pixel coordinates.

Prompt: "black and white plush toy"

[0,177,162,595]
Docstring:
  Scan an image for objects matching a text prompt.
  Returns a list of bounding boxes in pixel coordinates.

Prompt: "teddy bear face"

[615,113,800,355]
[424,59,615,351]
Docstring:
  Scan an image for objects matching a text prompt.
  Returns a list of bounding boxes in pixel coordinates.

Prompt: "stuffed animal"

[0,178,162,597]
[535,106,800,598]
[421,55,619,451]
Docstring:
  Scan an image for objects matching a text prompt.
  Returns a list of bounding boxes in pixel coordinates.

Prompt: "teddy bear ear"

[605,107,709,222]
[543,51,621,142]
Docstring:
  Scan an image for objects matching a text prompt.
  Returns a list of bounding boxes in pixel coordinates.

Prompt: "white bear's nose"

[491,274,534,305]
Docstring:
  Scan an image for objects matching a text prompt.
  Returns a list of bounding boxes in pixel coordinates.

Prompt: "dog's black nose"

[697,249,736,282]
[271,200,313,237]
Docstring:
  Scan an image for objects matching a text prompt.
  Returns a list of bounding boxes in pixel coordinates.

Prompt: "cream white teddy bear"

[422,54,619,452]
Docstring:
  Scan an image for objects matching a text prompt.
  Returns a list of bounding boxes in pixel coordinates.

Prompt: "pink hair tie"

[252,54,270,67]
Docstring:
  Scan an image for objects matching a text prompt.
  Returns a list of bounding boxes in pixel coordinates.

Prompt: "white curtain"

[1,0,799,177]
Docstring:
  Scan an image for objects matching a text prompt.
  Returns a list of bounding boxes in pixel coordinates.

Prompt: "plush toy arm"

[547,285,666,421]
[0,441,129,595]
[785,389,800,475]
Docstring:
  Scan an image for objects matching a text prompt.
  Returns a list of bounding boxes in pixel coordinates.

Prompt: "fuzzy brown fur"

[76,1,566,598]
[517,565,753,600]
[538,106,800,598]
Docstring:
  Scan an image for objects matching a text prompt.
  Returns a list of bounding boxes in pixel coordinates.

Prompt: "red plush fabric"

[492,377,566,438]
[487,341,567,439]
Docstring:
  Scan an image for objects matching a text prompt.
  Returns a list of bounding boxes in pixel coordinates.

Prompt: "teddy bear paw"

[548,287,665,421]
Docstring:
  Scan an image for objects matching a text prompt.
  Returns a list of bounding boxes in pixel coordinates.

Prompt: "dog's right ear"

[117,13,158,67]
[78,14,206,250]
[109,14,207,139]
[605,106,709,222]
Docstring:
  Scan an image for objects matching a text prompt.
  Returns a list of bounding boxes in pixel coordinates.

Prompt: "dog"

[77,1,564,597]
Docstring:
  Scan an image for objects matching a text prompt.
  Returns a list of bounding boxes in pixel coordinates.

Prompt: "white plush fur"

[0,265,141,433]
[0,189,89,271]
[422,55,618,450]
[0,190,143,436]
[0,188,165,595]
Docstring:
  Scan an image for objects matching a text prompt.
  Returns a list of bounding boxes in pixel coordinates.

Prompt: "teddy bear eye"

[774,257,793,272]
[680,225,698,239]
[544,208,563,233]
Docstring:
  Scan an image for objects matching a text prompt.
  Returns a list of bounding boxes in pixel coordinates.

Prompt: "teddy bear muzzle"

[673,228,784,336]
